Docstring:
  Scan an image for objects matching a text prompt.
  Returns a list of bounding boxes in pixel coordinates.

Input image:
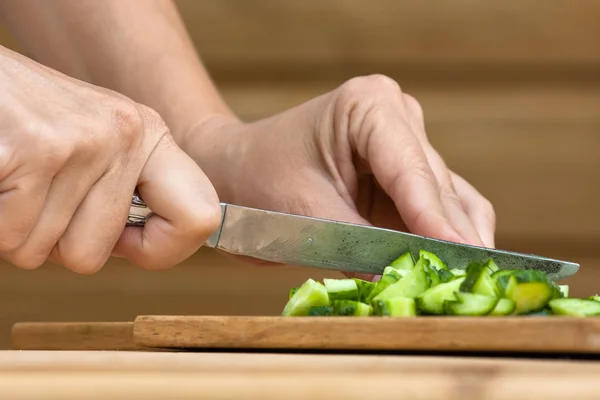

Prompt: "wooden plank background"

[0,0,599,349]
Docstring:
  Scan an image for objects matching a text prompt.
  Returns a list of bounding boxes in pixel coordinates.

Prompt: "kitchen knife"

[127,193,579,280]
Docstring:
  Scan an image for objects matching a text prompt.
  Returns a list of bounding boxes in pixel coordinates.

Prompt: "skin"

[0,0,495,276]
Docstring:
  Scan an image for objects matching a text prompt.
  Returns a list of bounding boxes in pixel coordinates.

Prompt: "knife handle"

[127,190,152,227]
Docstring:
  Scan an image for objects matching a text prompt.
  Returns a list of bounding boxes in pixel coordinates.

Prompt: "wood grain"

[11,322,142,351]
[133,315,600,354]
[175,0,600,72]
[2,351,600,400]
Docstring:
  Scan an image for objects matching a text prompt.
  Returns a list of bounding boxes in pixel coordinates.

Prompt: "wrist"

[178,113,249,205]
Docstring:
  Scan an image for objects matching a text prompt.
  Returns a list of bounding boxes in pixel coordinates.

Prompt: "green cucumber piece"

[589,295,600,303]
[461,259,500,297]
[558,285,569,298]
[415,277,466,315]
[438,269,455,283]
[425,263,442,287]
[332,300,373,316]
[549,298,600,317]
[323,278,359,301]
[374,297,416,317]
[352,278,375,303]
[503,272,556,314]
[372,258,430,302]
[288,287,299,299]
[383,266,405,280]
[444,292,499,316]
[366,273,401,303]
[282,279,329,316]
[389,251,415,271]
[450,268,467,277]
[307,305,334,316]
[489,298,516,316]
[419,250,448,271]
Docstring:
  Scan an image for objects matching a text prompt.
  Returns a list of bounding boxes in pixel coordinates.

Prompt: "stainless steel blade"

[127,197,580,280]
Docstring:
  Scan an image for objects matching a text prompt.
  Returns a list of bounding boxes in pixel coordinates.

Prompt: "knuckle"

[137,104,170,138]
[340,74,402,98]
[403,93,424,121]
[59,246,109,275]
[9,252,47,270]
[111,100,145,148]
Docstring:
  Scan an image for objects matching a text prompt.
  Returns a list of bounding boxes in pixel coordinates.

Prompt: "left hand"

[183,74,496,279]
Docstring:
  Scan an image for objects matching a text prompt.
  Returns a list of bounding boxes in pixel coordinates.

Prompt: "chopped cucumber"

[415,277,466,315]
[503,272,556,314]
[437,268,456,283]
[558,285,569,298]
[382,266,405,280]
[366,273,401,303]
[352,278,375,303]
[389,251,415,271]
[374,297,416,317]
[460,259,500,297]
[323,278,359,301]
[589,295,600,303]
[444,292,499,316]
[282,278,329,316]
[289,287,299,299]
[425,263,442,287]
[281,249,600,319]
[489,298,516,316]
[307,306,333,316]
[419,250,448,271]
[549,298,600,317]
[332,300,373,316]
[372,258,430,302]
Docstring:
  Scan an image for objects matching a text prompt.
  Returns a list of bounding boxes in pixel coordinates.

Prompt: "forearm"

[0,0,236,143]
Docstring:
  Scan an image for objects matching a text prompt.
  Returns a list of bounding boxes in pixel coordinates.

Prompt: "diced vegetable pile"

[282,250,600,317]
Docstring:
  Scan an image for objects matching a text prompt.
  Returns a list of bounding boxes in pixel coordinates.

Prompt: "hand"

[184,75,495,277]
[0,46,221,273]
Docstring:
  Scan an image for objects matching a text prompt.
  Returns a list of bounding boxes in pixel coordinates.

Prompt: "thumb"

[113,134,222,270]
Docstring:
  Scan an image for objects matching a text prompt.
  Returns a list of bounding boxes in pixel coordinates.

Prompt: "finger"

[113,134,222,270]
[400,94,484,246]
[0,173,52,258]
[50,161,137,274]
[451,172,496,248]
[8,163,102,269]
[422,147,485,247]
[363,110,465,244]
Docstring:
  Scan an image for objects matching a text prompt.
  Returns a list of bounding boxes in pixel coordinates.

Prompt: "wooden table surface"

[1,350,599,400]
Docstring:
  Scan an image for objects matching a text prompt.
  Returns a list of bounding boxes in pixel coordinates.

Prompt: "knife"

[127,192,579,280]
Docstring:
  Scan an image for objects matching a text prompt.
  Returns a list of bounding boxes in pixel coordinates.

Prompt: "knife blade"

[127,193,579,280]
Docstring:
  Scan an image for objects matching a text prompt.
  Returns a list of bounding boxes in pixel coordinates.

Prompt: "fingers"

[421,147,485,247]
[8,162,102,270]
[113,134,222,270]
[360,108,465,244]
[49,162,137,274]
[0,176,52,259]
[451,172,496,248]
[401,93,484,247]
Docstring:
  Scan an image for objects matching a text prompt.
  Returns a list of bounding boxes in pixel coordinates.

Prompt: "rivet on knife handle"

[127,190,153,226]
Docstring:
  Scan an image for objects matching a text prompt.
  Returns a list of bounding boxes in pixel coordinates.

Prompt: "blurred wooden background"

[0,0,599,349]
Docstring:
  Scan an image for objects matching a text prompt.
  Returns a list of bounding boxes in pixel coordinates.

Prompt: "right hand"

[0,46,222,273]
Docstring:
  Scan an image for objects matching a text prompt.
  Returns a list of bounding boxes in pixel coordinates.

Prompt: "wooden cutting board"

[13,316,600,355]
[132,315,600,354]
